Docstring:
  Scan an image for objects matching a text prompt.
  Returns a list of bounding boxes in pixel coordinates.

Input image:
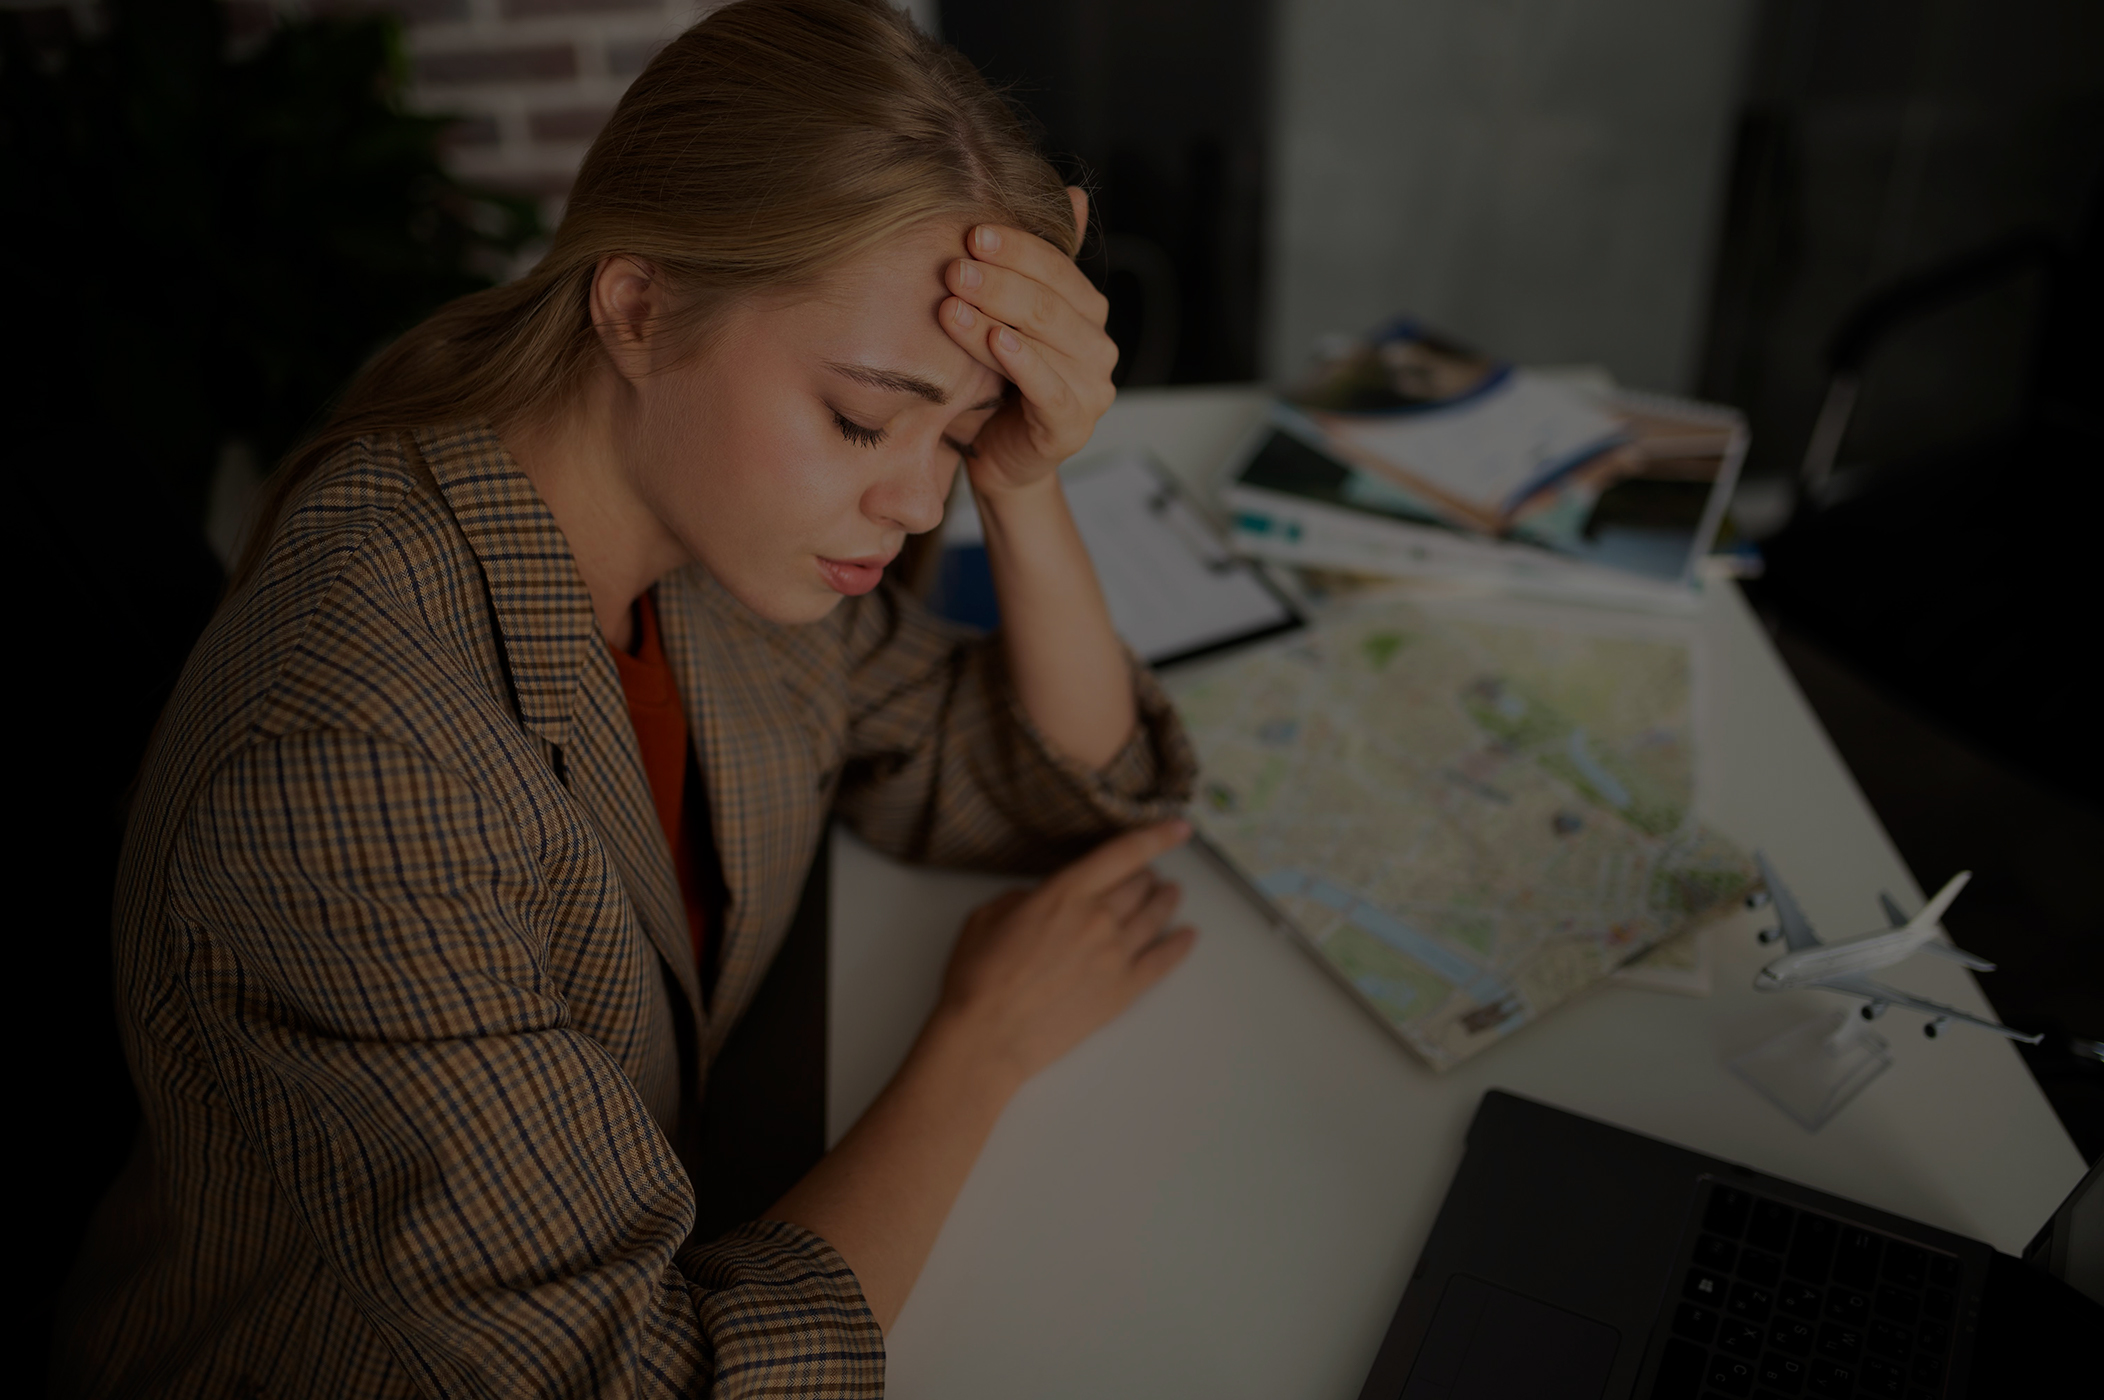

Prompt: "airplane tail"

[1881,882,1993,966]
[1904,871,1971,939]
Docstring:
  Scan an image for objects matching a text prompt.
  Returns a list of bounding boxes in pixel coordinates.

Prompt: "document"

[942,450,1300,667]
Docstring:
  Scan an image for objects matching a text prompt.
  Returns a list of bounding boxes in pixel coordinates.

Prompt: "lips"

[817,553,894,597]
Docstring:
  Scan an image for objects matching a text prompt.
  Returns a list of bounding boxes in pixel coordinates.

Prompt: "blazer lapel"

[417,425,705,1029]
[562,646,706,1019]
[656,569,832,1054]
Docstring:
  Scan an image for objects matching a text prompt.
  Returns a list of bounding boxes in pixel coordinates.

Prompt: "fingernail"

[997,326,1020,353]
[957,260,982,290]
[954,302,976,328]
[975,226,1002,253]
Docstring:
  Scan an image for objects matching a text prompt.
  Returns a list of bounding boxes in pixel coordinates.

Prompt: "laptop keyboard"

[1649,1181,1962,1400]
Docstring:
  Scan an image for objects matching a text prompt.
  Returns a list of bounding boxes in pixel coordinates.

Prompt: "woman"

[56,2,1197,1395]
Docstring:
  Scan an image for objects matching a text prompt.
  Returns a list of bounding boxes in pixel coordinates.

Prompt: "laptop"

[1357,1090,2100,1399]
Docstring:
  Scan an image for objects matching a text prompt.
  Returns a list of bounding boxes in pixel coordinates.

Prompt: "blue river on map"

[1256,870,1515,1005]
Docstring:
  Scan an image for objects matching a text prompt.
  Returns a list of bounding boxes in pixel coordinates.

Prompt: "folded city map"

[1167,593,1755,1070]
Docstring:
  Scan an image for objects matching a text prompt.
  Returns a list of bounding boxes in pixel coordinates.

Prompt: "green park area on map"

[1168,595,1754,1070]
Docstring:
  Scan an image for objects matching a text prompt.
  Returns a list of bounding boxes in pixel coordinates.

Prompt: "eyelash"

[833,410,885,449]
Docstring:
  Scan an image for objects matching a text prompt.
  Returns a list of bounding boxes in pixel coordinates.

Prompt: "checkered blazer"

[56,424,1194,1398]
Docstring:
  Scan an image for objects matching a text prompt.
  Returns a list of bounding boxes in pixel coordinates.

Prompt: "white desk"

[826,386,2085,1399]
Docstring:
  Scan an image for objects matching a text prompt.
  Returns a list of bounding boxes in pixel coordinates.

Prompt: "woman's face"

[618,221,1008,626]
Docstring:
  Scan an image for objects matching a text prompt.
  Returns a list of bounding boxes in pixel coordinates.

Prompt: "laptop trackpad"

[1399,1274,1620,1400]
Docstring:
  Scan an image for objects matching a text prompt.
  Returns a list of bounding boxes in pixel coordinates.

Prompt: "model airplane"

[1747,852,2042,1043]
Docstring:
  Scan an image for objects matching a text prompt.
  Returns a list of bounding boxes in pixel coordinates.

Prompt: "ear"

[589,255,667,381]
[1066,186,1089,250]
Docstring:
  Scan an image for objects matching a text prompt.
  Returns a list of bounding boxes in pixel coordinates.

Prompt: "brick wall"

[287,0,936,225]
[268,0,722,222]
[23,0,939,227]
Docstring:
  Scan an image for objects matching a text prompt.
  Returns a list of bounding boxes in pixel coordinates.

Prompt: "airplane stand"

[1728,1007,1893,1131]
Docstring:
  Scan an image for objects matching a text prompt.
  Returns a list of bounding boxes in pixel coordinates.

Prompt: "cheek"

[636,374,867,583]
[710,409,863,543]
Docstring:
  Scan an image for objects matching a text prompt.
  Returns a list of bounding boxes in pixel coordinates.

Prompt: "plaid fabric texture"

[55,424,1194,1398]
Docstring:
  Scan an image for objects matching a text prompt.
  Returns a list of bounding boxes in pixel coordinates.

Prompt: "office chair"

[1749,213,2101,802]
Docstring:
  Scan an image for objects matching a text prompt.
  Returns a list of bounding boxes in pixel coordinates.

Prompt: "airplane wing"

[1755,851,1821,952]
[1914,942,1997,971]
[1824,975,2043,1044]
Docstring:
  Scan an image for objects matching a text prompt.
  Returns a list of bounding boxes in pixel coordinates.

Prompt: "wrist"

[965,463,1062,518]
[910,1002,1030,1110]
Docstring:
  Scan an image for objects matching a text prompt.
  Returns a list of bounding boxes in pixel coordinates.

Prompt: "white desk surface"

[826,386,2085,1399]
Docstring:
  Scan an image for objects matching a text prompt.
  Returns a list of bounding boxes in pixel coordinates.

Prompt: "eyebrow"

[825,360,1004,412]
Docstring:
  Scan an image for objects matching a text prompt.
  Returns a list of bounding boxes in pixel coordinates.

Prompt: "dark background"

[941,0,1271,387]
[1699,0,2101,486]
[8,0,2100,1380]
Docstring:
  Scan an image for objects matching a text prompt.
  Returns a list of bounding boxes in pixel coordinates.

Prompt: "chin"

[716,570,847,627]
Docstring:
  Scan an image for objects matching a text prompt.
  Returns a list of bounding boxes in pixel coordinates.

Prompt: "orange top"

[608,589,712,989]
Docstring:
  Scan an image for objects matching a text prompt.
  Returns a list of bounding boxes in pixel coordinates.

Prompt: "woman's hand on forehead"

[939,188,1117,496]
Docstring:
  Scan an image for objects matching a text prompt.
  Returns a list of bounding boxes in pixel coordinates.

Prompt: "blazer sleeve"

[166,731,883,1400]
[829,582,1196,872]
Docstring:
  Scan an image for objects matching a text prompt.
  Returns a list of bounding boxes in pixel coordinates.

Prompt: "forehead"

[751,222,1004,403]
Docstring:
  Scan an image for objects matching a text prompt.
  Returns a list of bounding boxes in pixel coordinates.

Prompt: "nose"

[864,442,955,536]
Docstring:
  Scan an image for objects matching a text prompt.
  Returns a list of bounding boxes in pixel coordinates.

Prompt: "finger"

[968,222,1109,328]
[1066,186,1088,247]
[1098,870,1158,924]
[940,295,1008,381]
[1054,820,1191,899]
[1116,880,1182,951]
[983,320,1088,440]
[1129,924,1198,985]
[939,301,1110,466]
[947,257,1100,360]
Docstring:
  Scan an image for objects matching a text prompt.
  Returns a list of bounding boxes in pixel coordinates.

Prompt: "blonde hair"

[234,0,1076,588]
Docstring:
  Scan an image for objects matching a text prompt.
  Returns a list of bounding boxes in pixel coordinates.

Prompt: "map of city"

[1169,596,1755,1070]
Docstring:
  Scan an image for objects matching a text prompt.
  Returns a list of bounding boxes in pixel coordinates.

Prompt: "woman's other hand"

[934,819,1196,1086]
[763,820,1195,1330]
[940,187,1117,496]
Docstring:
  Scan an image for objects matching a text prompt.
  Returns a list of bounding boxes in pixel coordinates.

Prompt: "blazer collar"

[413,423,595,751]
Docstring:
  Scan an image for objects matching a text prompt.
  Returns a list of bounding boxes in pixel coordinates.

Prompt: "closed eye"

[833,410,885,449]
